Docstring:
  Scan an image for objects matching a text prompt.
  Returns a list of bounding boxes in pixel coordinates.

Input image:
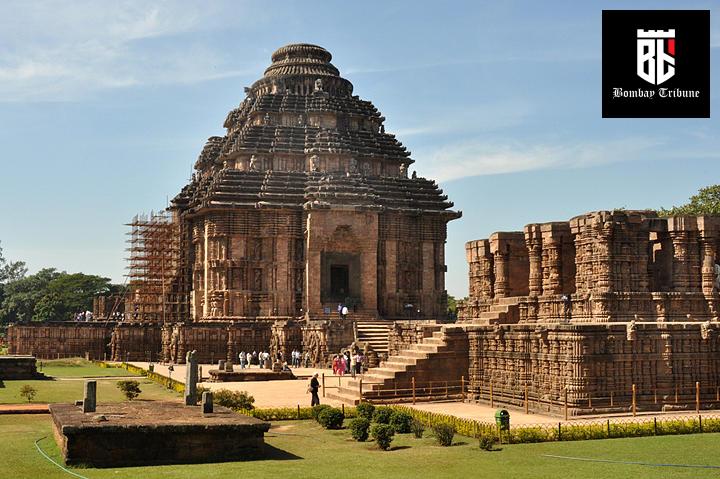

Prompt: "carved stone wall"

[387,322,443,356]
[8,323,113,360]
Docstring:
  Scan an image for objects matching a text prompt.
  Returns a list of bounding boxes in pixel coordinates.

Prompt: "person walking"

[332,354,339,375]
[350,351,357,378]
[337,353,346,376]
[239,351,246,369]
[246,351,253,369]
[341,305,349,320]
[309,372,321,406]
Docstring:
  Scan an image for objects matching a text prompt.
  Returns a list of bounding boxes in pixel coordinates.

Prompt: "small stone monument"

[202,391,213,414]
[184,350,198,406]
[218,359,226,371]
[83,380,97,413]
[225,361,234,372]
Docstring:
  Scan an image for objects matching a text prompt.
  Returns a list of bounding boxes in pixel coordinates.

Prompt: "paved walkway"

[129,361,357,408]
[0,404,49,414]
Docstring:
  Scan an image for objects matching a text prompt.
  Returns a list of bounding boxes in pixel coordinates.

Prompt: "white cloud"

[0,1,253,101]
[416,137,665,183]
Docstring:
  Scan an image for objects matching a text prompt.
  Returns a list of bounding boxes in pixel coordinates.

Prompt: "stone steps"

[325,326,467,405]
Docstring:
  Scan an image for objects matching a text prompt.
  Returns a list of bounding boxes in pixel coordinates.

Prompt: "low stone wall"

[51,402,270,467]
[466,321,720,416]
[208,369,295,382]
[7,322,114,360]
[0,355,44,379]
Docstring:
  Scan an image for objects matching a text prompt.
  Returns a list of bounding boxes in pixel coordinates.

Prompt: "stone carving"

[399,163,407,178]
[248,155,259,171]
[349,158,358,173]
[314,78,323,92]
[309,155,319,172]
[701,321,712,340]
[626,320,636,341]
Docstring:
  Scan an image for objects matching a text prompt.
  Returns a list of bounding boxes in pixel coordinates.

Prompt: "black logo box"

[602,10,710,118]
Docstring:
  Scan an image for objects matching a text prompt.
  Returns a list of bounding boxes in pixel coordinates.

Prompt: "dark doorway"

[330,265,349,298]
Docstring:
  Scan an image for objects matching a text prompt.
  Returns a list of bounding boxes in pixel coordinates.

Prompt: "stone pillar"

[700,236,717,294]
[202,391,213,414]
[82,380,96,413]
[184,350,198,406]
[524,226,543,297]
[541,236,562,295]
[493,250,509,298]
[670,231,692,292]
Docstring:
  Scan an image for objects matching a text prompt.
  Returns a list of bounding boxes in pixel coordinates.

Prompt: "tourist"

[341,305,349,319]
[309,372,321,406]
[252,350,258,366]
[561,294,572,322]
[350,351,357,378]
[332,354,339,375]
[337,353,346,376]
[337,303,343,318]
[303,351,310,368]
[247,351,253,368]
[239,351,246,369]
[354,351,362,375]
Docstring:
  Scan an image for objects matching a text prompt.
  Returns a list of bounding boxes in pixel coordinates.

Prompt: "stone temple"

[8,44,460,365]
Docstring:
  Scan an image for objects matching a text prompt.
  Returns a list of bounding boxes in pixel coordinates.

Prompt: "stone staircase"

[356,321,391,355]
[473,297,522,324]
[326,325,468,405]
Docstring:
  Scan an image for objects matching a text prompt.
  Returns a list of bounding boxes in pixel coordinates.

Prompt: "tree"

[19,385,37,403]
[117,380,142,400]
[0,270,112,323]
[0,242,27,321]
[659,185,720,217]
[0,268,60,323]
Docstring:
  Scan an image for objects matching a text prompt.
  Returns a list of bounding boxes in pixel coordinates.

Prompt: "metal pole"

[564,388,568,421]
[322,373,325,398]
[632,384,637,416]
[461,376,465,401]
[359,378,363,399]
[490,381,494,408]
[525,384,529,414]
[696,381,700,413]
[610,390,614,407]
[412,377,416,405]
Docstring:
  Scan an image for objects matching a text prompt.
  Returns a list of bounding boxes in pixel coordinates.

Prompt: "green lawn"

[37,358,138,378]
[3,415,720,479]
[0,358,179,404]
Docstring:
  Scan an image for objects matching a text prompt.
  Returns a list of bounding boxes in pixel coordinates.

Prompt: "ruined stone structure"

[456,210,720,415]
[9,43,458,366]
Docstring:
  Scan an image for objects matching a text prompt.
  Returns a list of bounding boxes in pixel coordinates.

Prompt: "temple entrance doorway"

[330,265,349,298]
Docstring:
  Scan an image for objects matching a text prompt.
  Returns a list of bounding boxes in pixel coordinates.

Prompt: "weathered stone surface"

[456,210,720,415]
[0,355,45,380]
[82,380,96,413]
[208,369,295,382]
[50,402,270,467]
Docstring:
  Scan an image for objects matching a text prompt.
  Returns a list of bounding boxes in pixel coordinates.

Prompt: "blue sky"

[0,0,718,298]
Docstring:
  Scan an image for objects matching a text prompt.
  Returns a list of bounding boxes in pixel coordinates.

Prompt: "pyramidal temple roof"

[172,44,459,219]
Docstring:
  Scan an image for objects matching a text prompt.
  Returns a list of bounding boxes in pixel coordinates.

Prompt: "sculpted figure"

[314,78,323,92]
[309,155,319,172]
[399,163,407,178]
[248,155,259,171]
[349,158,358,173]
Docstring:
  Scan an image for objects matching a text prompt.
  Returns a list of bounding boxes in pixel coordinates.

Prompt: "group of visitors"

[331,350,364,377]
[237,350,272,368]
[289,349,309,367]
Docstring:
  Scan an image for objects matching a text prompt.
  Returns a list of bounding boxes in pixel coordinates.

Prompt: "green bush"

[116,380,141,401]
[411,419,425,438]
[432,423,455,446]
[213,389,255,410]
[356,402,375,420]
[350,417,371,441]
[478,434,497,451]
[317,407,345,429]
[371,423,395,450]
[372,406,392,424]
[389,411,413,433]
[312,404,332,420]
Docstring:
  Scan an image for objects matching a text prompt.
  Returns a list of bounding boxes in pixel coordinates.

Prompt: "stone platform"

[50,402,270,467]
[0,355,46,380]
[208,369,295,382]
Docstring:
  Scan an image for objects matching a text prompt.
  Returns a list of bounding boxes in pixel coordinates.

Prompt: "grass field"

[3,415,720,479]
[0,358,180,404]
[37,358,138,378]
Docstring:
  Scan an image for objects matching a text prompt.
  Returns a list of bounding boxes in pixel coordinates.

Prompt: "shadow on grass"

[389,445,411,451]
[260,444,302,461]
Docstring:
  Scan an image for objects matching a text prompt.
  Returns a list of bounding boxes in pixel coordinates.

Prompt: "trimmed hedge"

[389,410,413,433]
[317,407,345,429]
[372,406,393,424]
[356,402,375,420]
[350,417,371,441]
[370,424,395,450]
[432,423,455,446]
